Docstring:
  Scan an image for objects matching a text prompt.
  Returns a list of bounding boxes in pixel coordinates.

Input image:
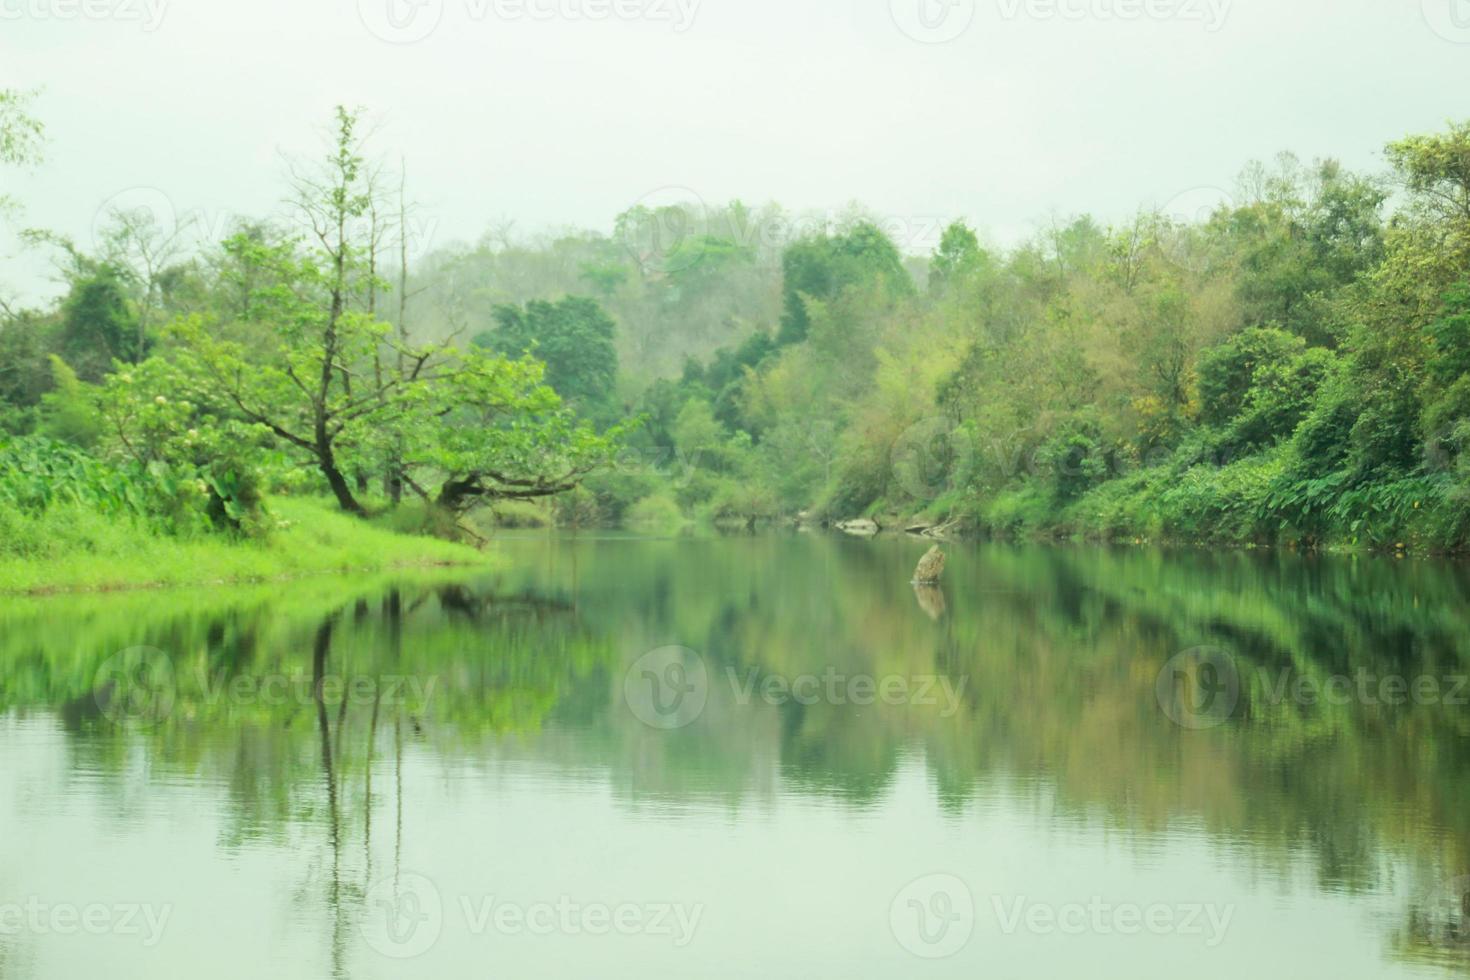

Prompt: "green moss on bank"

[0,496,489,595]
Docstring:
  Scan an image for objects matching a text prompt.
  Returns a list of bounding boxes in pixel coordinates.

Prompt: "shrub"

[626,493,688,533]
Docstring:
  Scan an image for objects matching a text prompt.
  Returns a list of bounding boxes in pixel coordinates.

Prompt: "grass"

[0,496,490,595]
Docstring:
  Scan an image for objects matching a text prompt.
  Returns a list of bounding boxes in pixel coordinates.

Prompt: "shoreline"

[0,497,492,597]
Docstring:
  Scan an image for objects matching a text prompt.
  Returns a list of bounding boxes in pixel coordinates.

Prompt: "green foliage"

[778,222,913,345]
[0,88,44,168]
[1228,345,1337,453]
[625,492,688,532]
[1197,327,1305,428]
[37,355,102,447]
[0,87,44,216]
[1228,160,1387,343]
[583,122,1466,553]
[1427,282,1470,383]
[0,313,51,431]
[984,483,1055,536]
[0,496,484,594]
[477,296,619,413]
[1034,416,1114,502]
[0,435,246,540]
[58,265,141,381]
[6,113,1470,555]
[928,221,984,294]
[1385,122,1470,225]
[1195,327,1340,458]
[576,261,628,297]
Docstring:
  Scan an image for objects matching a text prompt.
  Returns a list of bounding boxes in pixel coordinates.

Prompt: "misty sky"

[3,0,1468,302]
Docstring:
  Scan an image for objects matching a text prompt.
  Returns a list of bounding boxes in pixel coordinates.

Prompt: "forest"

[4,92,1470,576]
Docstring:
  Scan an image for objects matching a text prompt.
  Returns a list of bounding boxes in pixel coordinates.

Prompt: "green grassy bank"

[0,496,489,595]
[971,452,1470,556]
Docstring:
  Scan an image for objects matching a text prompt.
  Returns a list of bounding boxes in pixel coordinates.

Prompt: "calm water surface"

[2,533,1469,978]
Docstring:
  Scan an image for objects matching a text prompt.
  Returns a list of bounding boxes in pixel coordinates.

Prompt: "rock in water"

[913,545,946,584]
[912,583,947,620]
[837,518,880,537]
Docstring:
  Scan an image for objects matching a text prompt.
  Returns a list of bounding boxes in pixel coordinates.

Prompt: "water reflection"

[0,535,1467,977]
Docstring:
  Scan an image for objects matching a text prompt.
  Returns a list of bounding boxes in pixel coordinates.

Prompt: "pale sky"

[3,0,1468,303]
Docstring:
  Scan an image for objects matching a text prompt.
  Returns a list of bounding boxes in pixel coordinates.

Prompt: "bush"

[0,436,264,540]
[1225,346,1338,454]
[1197,327,1305,428]
[626,493,689,533]
[1034,417,1112,502]
[984,482,1054,536]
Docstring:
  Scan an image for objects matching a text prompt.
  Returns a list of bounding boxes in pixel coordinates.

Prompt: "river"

[1,532,1467,978]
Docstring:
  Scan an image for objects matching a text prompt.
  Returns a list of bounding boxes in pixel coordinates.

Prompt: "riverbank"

[0,497,490,595]
[807,463,1470,557]
[976,465,1470,557]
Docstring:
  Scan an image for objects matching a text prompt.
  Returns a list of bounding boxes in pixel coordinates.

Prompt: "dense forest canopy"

[3,96,1470,552]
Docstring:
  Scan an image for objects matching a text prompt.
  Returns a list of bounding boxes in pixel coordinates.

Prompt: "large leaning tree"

[143,106,625,517]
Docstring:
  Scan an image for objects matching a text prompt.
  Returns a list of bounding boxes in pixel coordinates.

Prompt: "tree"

[778,222,912,345]
[0,88,44,319]
[928,221,983,294]
[1387,121,1470,227]
[476,296,618,411]
[156,107,623,518]
[0,311,49,432]
[1223,159,1385,344]
[1196,326,1305,429]
[95,204,196,356]
[37,355,102,447]
[0,87,43,205]
[58,265,142,380]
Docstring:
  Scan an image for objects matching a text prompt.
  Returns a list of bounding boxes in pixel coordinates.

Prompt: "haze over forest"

[4,0,1469,307]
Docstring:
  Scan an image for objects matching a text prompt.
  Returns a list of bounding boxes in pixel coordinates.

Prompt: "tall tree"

[476,296,618,411]
[155,107,623,518]
[778,222,912,345]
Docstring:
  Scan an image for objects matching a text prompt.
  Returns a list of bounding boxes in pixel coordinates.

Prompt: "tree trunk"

[437,476,478,513]
[320,453,366,515]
